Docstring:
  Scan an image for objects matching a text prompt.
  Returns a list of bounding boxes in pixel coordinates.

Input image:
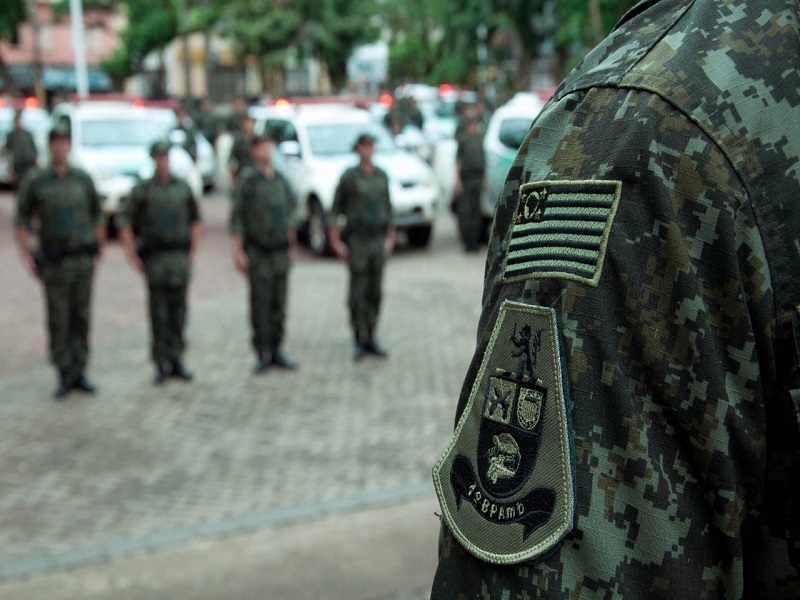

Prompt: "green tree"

[220,0,379,91]
[0,0,27,95]
[101,0,179,92]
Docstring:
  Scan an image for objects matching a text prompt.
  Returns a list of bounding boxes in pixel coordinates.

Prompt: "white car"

[253,103,442,254]
[50,101,204,222]
[0,104,50,186]
[481,93,546,225]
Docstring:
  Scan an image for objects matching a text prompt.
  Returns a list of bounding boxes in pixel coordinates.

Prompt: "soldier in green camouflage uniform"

[431,0,800,597]
[173,105,198,162]
[454,116,485,252]
[14,124,104,399]
[5,109,38,184]
[230,133,298,373]
[118,141,202,384]
[329,133,396,360]
[228,113,256,182]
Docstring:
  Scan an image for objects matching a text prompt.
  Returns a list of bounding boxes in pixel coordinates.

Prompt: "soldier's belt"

[244,239,290,254]
[39,241,99,263]
[137,239,191,259]
[345,226,387,237]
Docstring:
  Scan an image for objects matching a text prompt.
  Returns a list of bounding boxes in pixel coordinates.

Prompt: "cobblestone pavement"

[0,189,485,595]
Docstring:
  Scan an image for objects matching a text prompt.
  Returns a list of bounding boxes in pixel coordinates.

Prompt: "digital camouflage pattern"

[230,166,297,352]
[432,0,800,597]
[118,176,200,288]
[118,175,200,366]
[332,165,392,334]
[15,166,102,378]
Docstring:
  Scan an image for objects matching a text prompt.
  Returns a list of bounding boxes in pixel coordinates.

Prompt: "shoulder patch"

[433,300,574,565]
[502,180,621,287]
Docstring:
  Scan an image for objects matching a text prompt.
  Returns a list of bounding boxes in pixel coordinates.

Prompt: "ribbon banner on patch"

[433,301,574,565]
[502,180,621,287]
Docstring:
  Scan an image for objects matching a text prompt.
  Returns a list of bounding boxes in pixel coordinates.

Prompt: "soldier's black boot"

[171,360,193,381]
[54,371,72,399]
[270,345,296,370]
[353,330,366,361]
[73,373,96,393]
[364,329,388,357]
[253,350,269,375]
[153,364,169,385]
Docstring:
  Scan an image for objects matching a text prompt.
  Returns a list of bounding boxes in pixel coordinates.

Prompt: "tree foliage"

[219,0,380,90]
[0,0,27,94]
[33,0,639,96]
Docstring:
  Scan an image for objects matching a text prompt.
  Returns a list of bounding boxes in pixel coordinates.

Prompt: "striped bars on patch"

[502,180,622,287]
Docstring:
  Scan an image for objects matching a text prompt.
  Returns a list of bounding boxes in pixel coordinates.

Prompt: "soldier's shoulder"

[70,167,95,184]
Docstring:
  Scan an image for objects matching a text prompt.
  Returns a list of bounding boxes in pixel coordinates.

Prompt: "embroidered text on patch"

[433,301,574,565]
[502,180,621,286]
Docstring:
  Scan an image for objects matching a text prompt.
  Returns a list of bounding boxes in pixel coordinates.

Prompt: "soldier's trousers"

[457,179,484,248]
[247,251,289,354]
[42,258,94,378]
[147,284,188,367]
[347,234,386,336]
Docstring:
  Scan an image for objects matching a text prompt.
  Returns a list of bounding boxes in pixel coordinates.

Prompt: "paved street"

[0,187,486,599]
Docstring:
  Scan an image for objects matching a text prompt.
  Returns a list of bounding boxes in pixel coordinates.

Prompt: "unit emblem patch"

[502,180,621,286]
[433,301,574,565]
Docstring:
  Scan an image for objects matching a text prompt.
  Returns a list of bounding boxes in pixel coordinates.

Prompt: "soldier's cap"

[353,132,376,148]
[150,140,171,156]
[48,122,71,142]
[250,132,273,146]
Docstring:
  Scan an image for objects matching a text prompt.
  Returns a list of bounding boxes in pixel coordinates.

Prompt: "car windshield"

[80,118,173,148]
[498,117,534,149]
[305,123,394,156]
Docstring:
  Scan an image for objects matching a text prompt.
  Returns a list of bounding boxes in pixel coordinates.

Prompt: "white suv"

[50,101,203,223]
[481,93,546,227]
[252,103,442,254]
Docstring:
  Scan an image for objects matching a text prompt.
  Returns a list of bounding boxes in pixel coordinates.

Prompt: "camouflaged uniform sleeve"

[228,172,247,236]
[115,179,145,231]
[331,168,353,224]
[14,168,39,227]
[432,0,800,597]
[185,180,201,224]
[279,172,299,231]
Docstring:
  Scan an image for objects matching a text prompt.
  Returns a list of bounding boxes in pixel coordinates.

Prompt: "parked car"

[50,101,204,225]
[0,100,50,186]
[481,93,547,229]
[253,103,443,254]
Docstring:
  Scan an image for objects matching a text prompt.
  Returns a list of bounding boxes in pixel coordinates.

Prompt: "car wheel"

[307,198,330,256]
[406,224,432,247]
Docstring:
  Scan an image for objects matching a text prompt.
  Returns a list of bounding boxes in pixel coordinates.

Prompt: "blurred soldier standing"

[14,124,104,398]
[194,98,219,146]
[226,97,248,135]
[228,113,256,182]
[5,109,38,184]
[454,115,485,252]
[431,0,800,597]
[329,133,395,360]
[229,133,298,373]
[118,141,202,384]
[173,105,198,162]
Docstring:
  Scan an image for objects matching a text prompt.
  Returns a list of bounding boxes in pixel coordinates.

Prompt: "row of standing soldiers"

[14,122,394,399]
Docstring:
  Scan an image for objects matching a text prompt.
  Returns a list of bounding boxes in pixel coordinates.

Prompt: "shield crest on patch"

[433,301,575,565]
[478,371,547,498]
